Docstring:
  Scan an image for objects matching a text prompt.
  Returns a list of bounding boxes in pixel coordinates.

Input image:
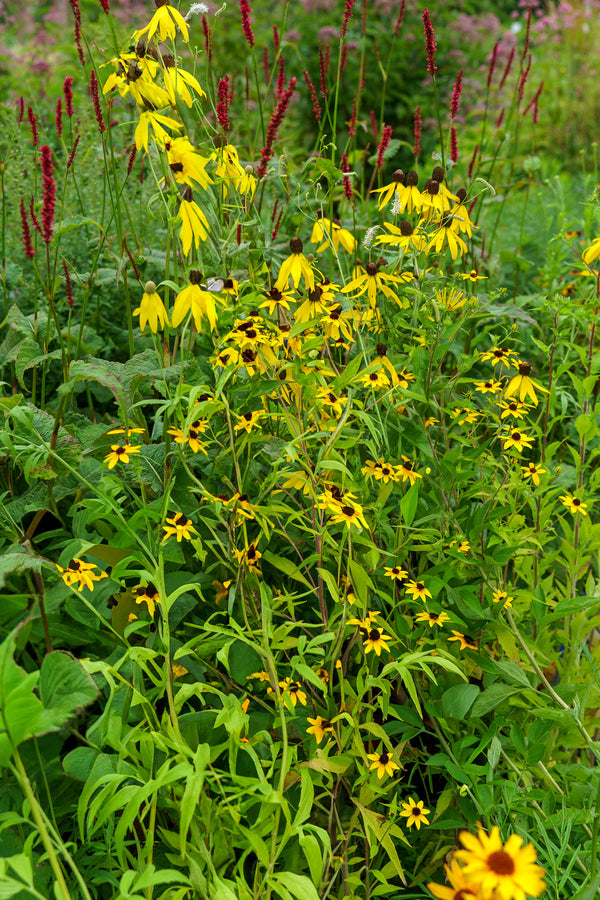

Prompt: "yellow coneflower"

[133,582,161,617]
[501,430,534,453]
[104,443,141,469]
[275,238,315,291]
[521,462,546,486]
[454,826,546,900]
[306,716,334,744]
[560,494,589,516]
[504,361,548,406]
[133,280,169,333]
[396,456,422,485]
[415,610,450,628]
[162,513,197,542]
[448,630,478,650]
[405,579,432,601]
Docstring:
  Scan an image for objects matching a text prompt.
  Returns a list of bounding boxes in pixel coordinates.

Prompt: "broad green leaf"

[441,683,480,720]
[38,652,99,725]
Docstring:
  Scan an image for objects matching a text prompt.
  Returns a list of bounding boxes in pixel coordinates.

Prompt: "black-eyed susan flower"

[492,589,513,608]
[370,460,399,483]
[321,305,353,342]
[384,565,408,582]
[167,424,208,454]
[165,136,213,190]
[449,539,470,554]
[459,268,487,283]
[162,513,197,542]
[480,346,518,368]
[499,399,532,420]
[133,582,160,616]
[233,543,262,573]
[454,826,546,900]
[421,177,458,219]
[178,189,209,255]
[260,286,293,314]
[399,797,430,829]
[330,501,369,531]
[316,388,346,418]
[448,630,478,650]
[133,280,169,333]
[172,664,188,678]
[405,580,432,601]
[428,858,481,900]
[504,361,549,407]
[275,238,315,291]
[502,430,534,453]
[213,579,232,604]
[367,750,400,779]
[521,462,546,486]
[235,410,263,433]
[474,379,503,394]
[415,610,450,628]
[452,407,481,426]
[133,0,189,42]
[306,716,334,744]
[315,667,329,684]
[560,494,589,516]
[361,369,391,390]
[56,558,108,592]
[277,678,307,707]
[363,625,393,656]
[396,456,422,485]
[104,443,141,469]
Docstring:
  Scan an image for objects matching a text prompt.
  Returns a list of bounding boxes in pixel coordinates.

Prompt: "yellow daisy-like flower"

[426,217,468,260]
[171,271,218,332]
[106,425,145,437]
[396,456,422,485]
[560,494,589,516]
[452,407,481,425]
[233,543,262,573]
[306,716,334,744]
[165,136,213,190]
[277,678,307,707]
[428,858,481,900]
[133,280,169,333]
[361,369,391,390]
[275,237,315,292]
[414,610,450,628]
[366,460,399,483]
[405,579,432,601]
[449,539,470,554]
[133,2,189,43]
[521,463,546,486]
[502,430,534,453]
[362,625,393,656]
[479,347,518,367]
[499,399,532,420]
[104,443,141,469]
[370,169,414,211]
[383,565,408,582]
[56,558,108,592]
[315,667,329,684]
[374,220,427,253]
[448,630,478,650]
[367,750,400,779]
[399,797,430,829]
[167,422,208,454]
[492,589,514,607]
[454,826,546,900]
[162,512,197,542]
[132,582,161,617]
[329,500,369,531]
[160,57,206,107]
[235,410,264,433]
[474,379,503,394]
[504,361,548,406]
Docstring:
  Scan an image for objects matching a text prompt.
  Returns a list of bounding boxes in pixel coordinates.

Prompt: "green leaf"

[0,548,42,589]
[441,683,480,720]
[269,872,320,900]
[38,652,99,725]
[263,551,313,587]
[470,684,521,718]
[400,481,419,526]
[0,629,49,766]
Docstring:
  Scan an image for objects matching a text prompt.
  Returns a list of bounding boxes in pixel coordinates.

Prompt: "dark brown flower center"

[573,498,581,506]
[170,162,183,173]
[392,169,405,183]
[512,432,521,440]
[289,237,303,254]
[406,170,418,186]
[400,220,414,236]
[342,505,355,516]
[403,461,413,471]
[487,850,515,876]
[176,514,189,526]
[369,629,381,640]
[379,752,389,764]
[242,349,256,362]
[365,261,379,276]
[518,361,532,376]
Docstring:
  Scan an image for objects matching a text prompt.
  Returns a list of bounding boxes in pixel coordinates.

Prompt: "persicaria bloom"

[40,145,56,244]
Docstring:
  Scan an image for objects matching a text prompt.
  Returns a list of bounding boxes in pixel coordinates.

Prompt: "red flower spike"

[56,98,63,137]
[63,77,74,117]
[20,198,35,259]
[376,124,393,170]
[303,70,321,123]
[450,69,463,119]
[28,107,39,147]
[239,0,255,48]
[89,70,106,134]
[422,9,437,76]
[450,126,458,163]
[341,0,354,38]
[66,134,81,171]
[40,145,56,245]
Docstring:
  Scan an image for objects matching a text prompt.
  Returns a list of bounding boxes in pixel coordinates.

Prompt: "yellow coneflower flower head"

[133,0,189,44]
[134,280,169,333]
[399,797,430,829]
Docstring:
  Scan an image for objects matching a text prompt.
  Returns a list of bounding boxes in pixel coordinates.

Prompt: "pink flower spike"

[376,124,393,170]
[341,0,355,38]
[40,145,56,245]
[239,0,255,48]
